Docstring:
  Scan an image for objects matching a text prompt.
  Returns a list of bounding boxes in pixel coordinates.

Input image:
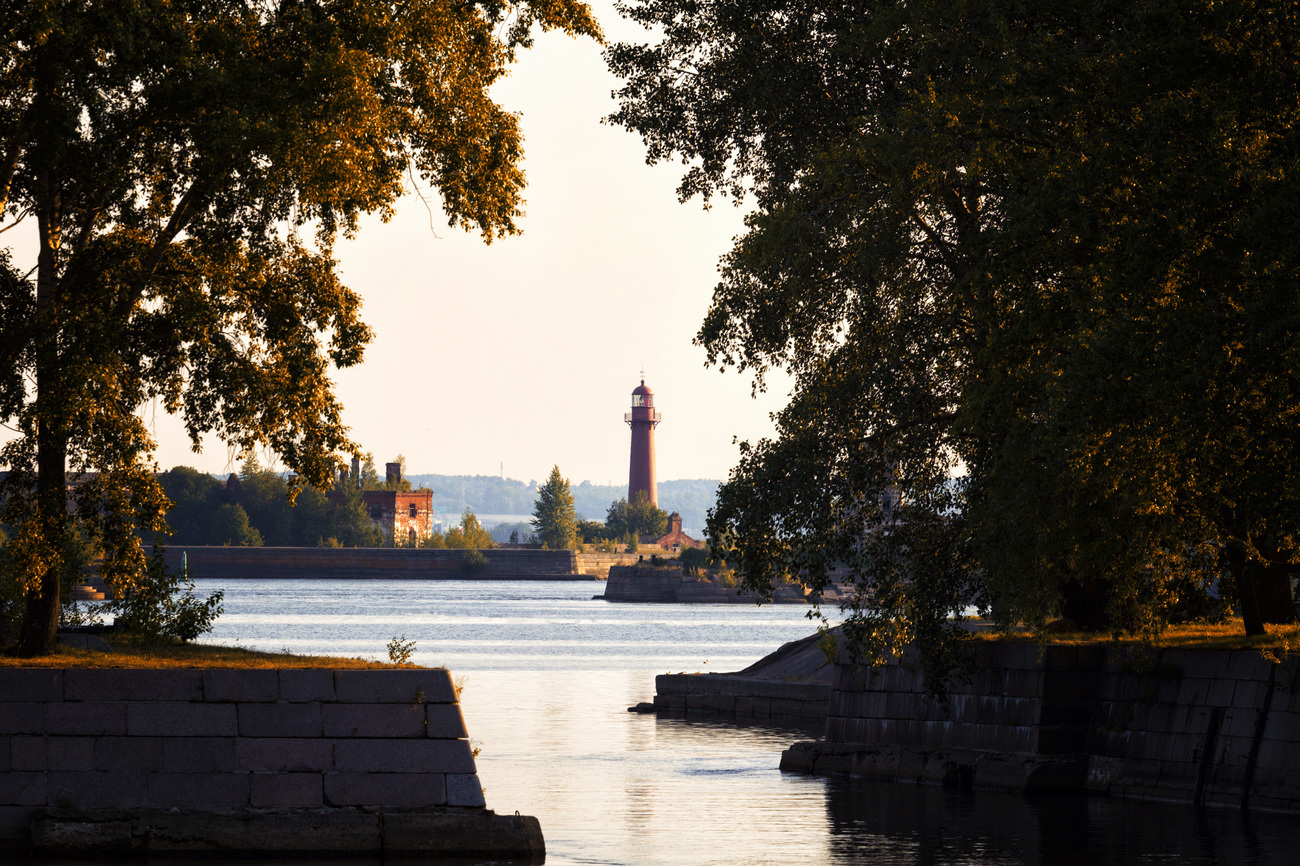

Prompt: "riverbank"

[0,664,543,860]
[603,564,811,603]
[783,638,1300,812]
[161,547,639,581]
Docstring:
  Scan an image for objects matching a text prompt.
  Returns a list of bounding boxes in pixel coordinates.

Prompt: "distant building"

[329,460,434,545]
[653,512,703,552]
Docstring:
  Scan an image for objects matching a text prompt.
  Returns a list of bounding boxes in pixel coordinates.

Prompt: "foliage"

[108,550,224,643]
[460,547,491,575]
[532,466,578,550]
[0,0,601,655]
[443,512,495,549]
[678,546,708,576]
[608,0,1300,690]
[606,491,668,541]
[386,635,417,665]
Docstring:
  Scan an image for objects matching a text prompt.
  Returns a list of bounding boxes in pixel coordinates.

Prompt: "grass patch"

[969,618,1300,654]
[0,638,433,670]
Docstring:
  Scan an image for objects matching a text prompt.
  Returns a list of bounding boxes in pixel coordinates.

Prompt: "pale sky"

[7,1,792,487]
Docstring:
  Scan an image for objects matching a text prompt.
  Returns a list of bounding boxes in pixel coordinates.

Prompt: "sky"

[6,1,793,488]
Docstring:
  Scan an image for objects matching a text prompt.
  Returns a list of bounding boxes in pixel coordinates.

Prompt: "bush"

[460,548,490,575]
[109,550,224,642]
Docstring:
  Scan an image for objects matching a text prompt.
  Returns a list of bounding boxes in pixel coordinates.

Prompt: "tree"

[532,466,577,550]
[444,512,494,549]
[0,0,601,654]
[605,491,667,542]
[608,0,1300,687]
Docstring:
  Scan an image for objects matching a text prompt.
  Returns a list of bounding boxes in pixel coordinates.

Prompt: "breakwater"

[0,667,542,858]
[604,565,810,603]
[782,641,1300,812]
[161,548,639,580]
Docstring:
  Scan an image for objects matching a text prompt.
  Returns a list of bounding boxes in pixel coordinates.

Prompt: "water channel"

[192,578,1300,865]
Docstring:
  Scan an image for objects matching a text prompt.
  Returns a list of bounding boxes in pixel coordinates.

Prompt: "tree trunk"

[13,431,68,657]
[1061,575,1110,631]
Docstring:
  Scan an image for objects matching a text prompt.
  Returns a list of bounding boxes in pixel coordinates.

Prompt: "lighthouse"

[625,378,661,506]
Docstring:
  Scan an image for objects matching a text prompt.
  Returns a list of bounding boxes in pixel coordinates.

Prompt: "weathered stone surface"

[47,772,146,810]
[95,736,163,772]
[446,773,486,807]
[323,702,425,738]
[0,669,62,702]
[249,773,323,809]
[162,737,237,773]
[10,736,47,772]
[426,703,469,738]
[56,634,112,653]
[65,669,202,702]
[334,738,476,774]
[46,737,96,772]
[383,810,544,858]
[334,669,455,704]
[0,704,44,736]
[235,737,333,772]
[203,669,279,703]
[323,772,446,807]
[279,669,335,703]
[0,805,38,842]
[237,701,322,737]
[46,701,125,736]
[145,773,250,809]
[0,772,46,807]
[126,702,237,737]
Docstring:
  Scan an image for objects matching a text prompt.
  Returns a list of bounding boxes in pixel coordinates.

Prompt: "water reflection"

[189,580,1300,865]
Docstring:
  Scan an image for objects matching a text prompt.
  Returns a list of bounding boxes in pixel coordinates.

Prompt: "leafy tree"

[532,465,577,550]
[608,0,1300,687]
[605,491,667,541]
[0,0,600,654]
[444,512,494,549]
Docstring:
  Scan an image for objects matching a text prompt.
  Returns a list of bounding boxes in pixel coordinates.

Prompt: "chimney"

[386,462,401,487]
[351,456,361,487]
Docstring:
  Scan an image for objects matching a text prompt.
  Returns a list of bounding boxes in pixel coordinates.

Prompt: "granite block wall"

[0,667,485,844]
[784,641,1300,810]
[161,547,588,581]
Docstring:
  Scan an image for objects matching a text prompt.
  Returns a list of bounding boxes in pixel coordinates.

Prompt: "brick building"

[330,460,435,546]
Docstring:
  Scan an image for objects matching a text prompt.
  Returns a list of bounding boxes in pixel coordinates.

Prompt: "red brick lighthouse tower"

[626,378,661,506]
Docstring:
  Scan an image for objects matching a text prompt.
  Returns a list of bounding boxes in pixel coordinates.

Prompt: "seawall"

[163,547,610,580]
[0,667,543,858]
[782,641,1300,812]
[604,565,810,603]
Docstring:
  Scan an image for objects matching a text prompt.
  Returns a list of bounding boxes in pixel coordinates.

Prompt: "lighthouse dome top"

[631,379,654,408]
[632,379,653,397]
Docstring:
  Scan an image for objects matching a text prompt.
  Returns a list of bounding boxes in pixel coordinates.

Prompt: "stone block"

[46,701,125,736]
[145,773,250,809]
[280,669,335,703]
[95,736,163,772]
[162,737,237,772]
[203,670,280,702]
[65,669,202,702]
[127,702,237,737]
[323,773,446,808]
[334,738,476,774]
[0,805,38,842]
[116,808,382,854]
[237,702,321,737]
[1233,680,1263,709]
[250,773,323,809]
[1176,677,1210,707]
[11,736,46,771]
[323,703,425,738]
[236,737,334,772]
[47,736,96,772]
[0,669,63,702]
[334,669,455,704]
[47,772,146,809]
[446,773,486,807]
[382,811,544,858]
[0,703,43,735]
[0,772,45,807]
[0,737,7,772]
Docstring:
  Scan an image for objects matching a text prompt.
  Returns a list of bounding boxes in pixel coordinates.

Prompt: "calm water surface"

[193,579,1300,865]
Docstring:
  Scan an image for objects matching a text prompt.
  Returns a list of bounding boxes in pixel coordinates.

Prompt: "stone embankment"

[644,631,833,727]
[160,547,640,581]
[0,667,543,859]
[782,641,1300,812]
[603,565,810,603]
